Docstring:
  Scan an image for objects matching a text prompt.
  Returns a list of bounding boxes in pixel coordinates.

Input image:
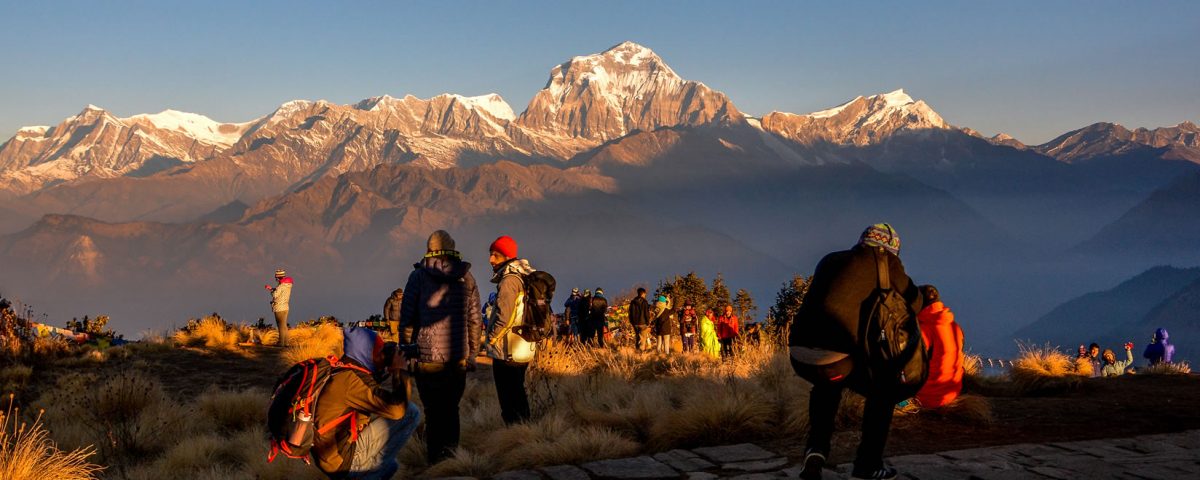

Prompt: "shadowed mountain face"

[0,42,1197,355]
[1078,171,1200,264]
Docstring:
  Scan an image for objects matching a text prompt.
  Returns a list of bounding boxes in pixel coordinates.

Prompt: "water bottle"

[288,411,312,446]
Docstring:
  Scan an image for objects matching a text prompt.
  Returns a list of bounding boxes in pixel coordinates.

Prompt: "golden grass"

[173,317,242,350]
[280,323,343,366]
[1,394,102,480]
[1141,361,1192,375]
[1008,343,1085,395]
[0,364,33,394]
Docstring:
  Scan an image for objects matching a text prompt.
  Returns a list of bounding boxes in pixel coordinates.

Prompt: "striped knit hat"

[274,269,286,278]
[859,223,900,255]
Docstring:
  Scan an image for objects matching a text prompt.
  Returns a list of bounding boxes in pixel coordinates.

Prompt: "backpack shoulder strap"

[875,248,892,291]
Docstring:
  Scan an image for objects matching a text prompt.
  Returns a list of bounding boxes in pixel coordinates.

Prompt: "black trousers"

[492,360,530,425]
[415,362,467,464]
[803,362,895,473]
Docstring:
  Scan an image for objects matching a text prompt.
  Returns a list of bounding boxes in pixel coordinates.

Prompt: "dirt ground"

[774,373,1200,463]
[21,346,1200,466]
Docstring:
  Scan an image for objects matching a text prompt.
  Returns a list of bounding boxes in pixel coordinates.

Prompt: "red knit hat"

[489,235,518,259]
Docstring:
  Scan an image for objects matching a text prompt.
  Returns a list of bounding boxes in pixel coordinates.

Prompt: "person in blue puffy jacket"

[1142,327,1175,365]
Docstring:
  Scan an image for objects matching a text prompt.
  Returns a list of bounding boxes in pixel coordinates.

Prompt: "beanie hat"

[571,288,580,295]
[595,288,604,296]
[489,235,518,259]
[427,230,456,252]
[859,223,900,255]
[274,269,286,278]
[655,295,668,304]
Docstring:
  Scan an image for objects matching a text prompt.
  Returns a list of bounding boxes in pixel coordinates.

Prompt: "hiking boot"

[850,466,898,480]
[798,449,826,480]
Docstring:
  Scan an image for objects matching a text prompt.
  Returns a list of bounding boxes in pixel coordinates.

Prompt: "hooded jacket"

[487,258,538,363]
[1143,328,1175,365]
[788,245,922,357]
[271,277,293,313]
[653,302,679,336]
[716,313,739,340]
[699,314,720,358]
[312,328,410,475]
[399,255,482,364]
[915,302,964,408]
[383,289,403,324]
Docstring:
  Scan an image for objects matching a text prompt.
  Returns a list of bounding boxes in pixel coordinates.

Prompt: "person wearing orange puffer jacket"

[915,285,964,409]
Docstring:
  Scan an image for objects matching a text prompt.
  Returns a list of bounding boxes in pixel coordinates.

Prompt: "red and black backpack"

[266,355,370,463]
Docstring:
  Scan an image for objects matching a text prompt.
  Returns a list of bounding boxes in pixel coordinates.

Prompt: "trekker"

[312,327,420,479]
[653,296,678,354]
[564,288,583,341]
[589,288,609,347]
[398,230,482,464]
[914,285,964,409]
[578,289,595,344]
[485,235,538,425]
[680,303,699,353]
[629,288,653,351]
[716,305,739,359]
[267,269,293,345]
[789,224,923,480]
[1102,343,1135,377]
[1085,343,1103,377]
[383,288,403,341]
[700,308,720,359]
[1143,328,1175,365]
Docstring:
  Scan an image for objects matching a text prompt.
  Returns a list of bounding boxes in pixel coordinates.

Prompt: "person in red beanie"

[915,285,964,409]
[485,235,538,424]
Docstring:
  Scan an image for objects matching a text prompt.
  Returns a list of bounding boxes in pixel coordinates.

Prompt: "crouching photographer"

[313,327,421,480]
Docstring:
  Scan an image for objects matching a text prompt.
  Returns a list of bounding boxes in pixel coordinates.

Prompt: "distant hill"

[1016,265,1200,362]
[1078,171,1200,263]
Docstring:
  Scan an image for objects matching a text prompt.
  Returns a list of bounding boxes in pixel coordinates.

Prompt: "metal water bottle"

[288,411,312,446]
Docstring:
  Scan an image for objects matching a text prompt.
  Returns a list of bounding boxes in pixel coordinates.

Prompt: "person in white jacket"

[267,269,293,345]
[485,235,537,424]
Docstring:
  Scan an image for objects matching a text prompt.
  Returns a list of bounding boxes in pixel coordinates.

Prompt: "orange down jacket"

[915,302,964,408]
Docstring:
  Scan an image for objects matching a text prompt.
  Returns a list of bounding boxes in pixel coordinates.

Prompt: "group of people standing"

[1077,327,1178,377]
[625,289,739,358]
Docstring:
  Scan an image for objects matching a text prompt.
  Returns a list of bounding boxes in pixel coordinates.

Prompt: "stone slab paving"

[476,430,1200,479]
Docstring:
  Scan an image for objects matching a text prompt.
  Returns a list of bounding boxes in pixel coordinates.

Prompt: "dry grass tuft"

[173,317,242,350]
[924,394,994,425]
[281,323,343,365]
[1141,361,1192,375]
[1,394,103,480]
[1009,343,1085,395]
[196,387,268,433]
[0,365,33,395]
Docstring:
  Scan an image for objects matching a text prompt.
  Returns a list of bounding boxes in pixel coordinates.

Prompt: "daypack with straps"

[266,355,370,463]
[860,248,930,402]
[514,270,556,342]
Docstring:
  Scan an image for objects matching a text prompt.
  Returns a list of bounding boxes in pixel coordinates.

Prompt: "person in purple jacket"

[1142,328,1175,365]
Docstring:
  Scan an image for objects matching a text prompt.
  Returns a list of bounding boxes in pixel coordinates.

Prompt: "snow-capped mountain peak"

[442,93,516,122]
[761,89,950,146]
[124,109,251,147]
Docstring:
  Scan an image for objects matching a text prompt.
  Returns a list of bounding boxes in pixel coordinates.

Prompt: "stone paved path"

[480,430,1200,479]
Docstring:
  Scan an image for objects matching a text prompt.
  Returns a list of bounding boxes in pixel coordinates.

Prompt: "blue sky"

[2,0,1197,144]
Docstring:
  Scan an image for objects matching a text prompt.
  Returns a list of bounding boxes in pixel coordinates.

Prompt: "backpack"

[860,249,930,402]
[266,356,369,463]
[514,270,556,342]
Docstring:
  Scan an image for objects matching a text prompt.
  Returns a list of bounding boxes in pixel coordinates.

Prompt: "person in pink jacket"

[915,285,964,409]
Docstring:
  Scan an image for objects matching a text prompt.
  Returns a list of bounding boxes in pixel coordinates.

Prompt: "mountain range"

[1,42,1197,351]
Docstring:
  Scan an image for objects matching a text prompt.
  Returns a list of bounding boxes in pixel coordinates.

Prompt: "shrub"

[281,323,343,366]
[173,316,241,350]
[196,387,268,433]
[1,394,103,480]
[1009,342,1084,394]
[1141,361,1192,375]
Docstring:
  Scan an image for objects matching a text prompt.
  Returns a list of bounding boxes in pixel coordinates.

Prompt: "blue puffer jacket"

[399,254,482,364]
[1143,328,1175,365]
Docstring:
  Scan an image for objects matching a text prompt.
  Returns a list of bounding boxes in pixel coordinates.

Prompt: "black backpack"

[514,270,556,342]
[860,249,929,402]
[266,356,369,463]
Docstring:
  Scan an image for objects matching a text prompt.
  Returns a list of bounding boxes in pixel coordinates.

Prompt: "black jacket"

[588,295,609,326]
[629,296,651,327]
[655,308,679,336]
[788,245,922,354]
[399,255,482,364]
[383,289,403,323]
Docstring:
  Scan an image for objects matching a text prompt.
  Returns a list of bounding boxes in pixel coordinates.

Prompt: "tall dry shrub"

[1009,342,1084,394]
[281,323,344,366]
[1,394,102,480]
[173,316,242,350]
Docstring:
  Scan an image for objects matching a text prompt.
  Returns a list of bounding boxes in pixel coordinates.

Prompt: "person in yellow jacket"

[699,308,721,359]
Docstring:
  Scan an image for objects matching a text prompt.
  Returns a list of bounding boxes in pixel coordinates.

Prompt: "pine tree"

[710,273,731,311]
[656,272,710,311]
[770,275,812,327]
[734,288,758,324]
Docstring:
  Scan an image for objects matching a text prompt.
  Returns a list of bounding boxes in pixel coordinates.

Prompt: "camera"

[381,341,421,364]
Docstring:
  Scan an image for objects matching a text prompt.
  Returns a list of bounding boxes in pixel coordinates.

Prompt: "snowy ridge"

[124,110,253,147]
[807,96,863,119]
[447,93,515,122]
